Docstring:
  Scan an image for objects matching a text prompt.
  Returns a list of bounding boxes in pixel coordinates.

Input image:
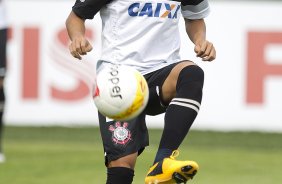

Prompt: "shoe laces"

[169,150,180,160]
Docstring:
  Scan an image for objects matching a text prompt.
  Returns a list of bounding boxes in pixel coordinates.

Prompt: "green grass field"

[0,126,282,184]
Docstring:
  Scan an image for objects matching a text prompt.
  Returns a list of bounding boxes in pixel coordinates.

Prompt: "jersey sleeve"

[181,0,210,20]
[72,0,112,19]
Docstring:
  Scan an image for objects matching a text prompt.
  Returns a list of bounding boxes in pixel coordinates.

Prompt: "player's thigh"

[161,60,196,103]
[98,111,148,169]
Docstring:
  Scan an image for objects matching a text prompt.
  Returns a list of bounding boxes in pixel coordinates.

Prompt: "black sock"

[154,65,204,162]
[153,148,172,164]
[106,167,134,184]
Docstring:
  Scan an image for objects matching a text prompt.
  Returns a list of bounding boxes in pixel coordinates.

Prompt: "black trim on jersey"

[181,0,205,6]
[72,0,113,19]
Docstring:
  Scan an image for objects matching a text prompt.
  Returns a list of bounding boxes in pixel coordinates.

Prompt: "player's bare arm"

[185,18,216,61]
[66,11,92,60]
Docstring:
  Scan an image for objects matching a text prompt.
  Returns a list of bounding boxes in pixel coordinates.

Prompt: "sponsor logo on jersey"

[128,2,180,19]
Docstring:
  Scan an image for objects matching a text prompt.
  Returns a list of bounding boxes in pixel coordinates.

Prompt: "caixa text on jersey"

[128,2,180,19]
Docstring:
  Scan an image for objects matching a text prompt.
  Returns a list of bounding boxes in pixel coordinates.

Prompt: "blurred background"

[0,0,282,184]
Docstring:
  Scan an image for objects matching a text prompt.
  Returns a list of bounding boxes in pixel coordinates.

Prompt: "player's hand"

[194,40,216,62]
[69,35,93,60]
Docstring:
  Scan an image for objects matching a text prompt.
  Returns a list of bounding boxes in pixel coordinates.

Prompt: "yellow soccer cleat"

[145,150,199,184]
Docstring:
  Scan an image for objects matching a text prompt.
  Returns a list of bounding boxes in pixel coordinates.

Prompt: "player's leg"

[156,61,203,160]
[98,112,149,184]
[145,61,204,183]
[0,28,7,163]
[0,80,4,162]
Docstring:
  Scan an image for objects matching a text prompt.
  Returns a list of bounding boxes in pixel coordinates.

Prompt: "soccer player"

[66,0,216,183]
[0,0,8,163]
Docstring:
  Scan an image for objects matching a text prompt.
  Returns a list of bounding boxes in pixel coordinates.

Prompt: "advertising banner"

[4,1,282,131]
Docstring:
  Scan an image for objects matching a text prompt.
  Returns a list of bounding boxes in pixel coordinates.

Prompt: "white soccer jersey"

[0,0,8,30]
[72,0,210,74]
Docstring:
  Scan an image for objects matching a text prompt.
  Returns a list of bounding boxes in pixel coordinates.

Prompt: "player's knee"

[176,65,204,102]
[177,65,204,87]
[108,152,137,169]
[108,160,135,169]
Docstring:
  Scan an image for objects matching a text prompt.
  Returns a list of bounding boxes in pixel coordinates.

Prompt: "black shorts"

[98,62,182,166]
[0,28,7,78]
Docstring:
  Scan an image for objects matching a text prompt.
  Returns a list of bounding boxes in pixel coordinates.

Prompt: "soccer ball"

[93,64,149,121]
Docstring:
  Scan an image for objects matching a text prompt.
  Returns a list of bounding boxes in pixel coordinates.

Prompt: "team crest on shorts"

[108,122,132,145]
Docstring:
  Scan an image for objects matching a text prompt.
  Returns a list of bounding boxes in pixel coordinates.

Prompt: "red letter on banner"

[50,28,93,101]
[246,31,282,104]
[22,28,40,99]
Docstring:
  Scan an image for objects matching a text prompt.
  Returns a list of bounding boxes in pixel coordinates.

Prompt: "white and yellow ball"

[93,64,149,121]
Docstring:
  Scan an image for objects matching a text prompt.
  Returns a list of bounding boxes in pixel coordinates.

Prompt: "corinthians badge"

[108,122,132,145]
